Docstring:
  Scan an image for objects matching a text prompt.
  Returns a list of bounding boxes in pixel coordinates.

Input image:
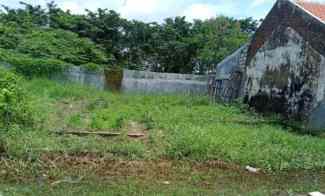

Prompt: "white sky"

[1,0,325,22]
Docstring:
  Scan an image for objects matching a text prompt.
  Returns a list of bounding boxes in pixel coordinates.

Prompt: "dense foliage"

[0,68,31,129]
[0,1,259,74]
[0,13,111,76]
[16,28,109,65]
[0,48,70,77]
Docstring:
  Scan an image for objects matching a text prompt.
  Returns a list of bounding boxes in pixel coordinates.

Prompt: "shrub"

[16,28,110,65]
[81,62,103,72]
[0,49,70,77]
[0,23,23,49]
[0,67,32,129]
[0,24,112,77]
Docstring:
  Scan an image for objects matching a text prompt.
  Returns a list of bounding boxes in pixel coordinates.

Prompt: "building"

[212,0,325,130]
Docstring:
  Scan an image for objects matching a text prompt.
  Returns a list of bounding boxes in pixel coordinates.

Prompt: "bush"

[16,28,110,65]
[0,67,32,129]
[0,23,23,49]
[0,24,112,77]
[81,62,103,72]
[0,49,70,77]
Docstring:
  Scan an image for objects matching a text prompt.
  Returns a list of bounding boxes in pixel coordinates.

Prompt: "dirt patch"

[38,153,255,178]
[1,154,325,194]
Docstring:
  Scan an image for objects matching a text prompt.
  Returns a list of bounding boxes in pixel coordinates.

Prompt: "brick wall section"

[246,0,325,65]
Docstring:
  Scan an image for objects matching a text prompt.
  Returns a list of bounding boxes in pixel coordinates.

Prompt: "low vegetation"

[0,68,32,129]
[0,49,70,77]
[0,70,324,194]
[0,22,110,77]
[1,76,324,171]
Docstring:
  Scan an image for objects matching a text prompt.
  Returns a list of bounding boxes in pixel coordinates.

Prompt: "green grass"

[2,78,325,171]
[0,183,216,196]
[0,160,324,196]
[8,79,325,170]
[0,180,318,196]
[2,78,325,195]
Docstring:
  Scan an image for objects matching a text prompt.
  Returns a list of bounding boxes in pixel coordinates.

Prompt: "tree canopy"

[0,1,259,74]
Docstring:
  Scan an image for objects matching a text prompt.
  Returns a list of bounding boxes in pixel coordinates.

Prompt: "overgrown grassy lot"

[1,78,325,195]
[6,78,325,170]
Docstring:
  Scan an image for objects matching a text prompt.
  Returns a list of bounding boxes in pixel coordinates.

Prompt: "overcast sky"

[1,0,324,22]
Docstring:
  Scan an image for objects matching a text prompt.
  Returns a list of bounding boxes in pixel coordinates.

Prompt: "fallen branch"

[55,131,121,137]
[128,132,146,138]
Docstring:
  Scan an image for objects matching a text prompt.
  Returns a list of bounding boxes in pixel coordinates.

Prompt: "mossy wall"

[104,68,124,91]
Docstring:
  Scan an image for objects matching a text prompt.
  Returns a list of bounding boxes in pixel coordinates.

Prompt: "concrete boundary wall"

[1,64,208,94]
[57,67,209,94]
[53,66,107,90]
[121,69,208,94]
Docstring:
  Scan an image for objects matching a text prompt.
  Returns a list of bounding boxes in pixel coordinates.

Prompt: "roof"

[295,0,325,22]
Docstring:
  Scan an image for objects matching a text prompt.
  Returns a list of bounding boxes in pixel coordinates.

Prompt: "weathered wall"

[309,102,325,130]
[245,26,325,122]
[213,0,325,130]
[243,0,325,126]
[1,63,208,94]
[121,69,208,94]
[52,66,208,94]
[247,0,325,64]
[212,44,248,101]
[1,55,209,95]
[216,44,248,80]
[53,66,106,90]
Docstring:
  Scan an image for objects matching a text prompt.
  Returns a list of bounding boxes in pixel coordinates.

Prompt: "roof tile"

[296,0,325,22]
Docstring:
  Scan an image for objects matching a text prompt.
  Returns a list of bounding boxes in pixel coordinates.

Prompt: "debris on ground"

[162,181,170,185]
[309,192,325,196]
[128,132,146,138]
[245,166,261,173]
[123,121,148,139]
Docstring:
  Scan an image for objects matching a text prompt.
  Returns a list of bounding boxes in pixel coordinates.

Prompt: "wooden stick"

[56,131,121,137]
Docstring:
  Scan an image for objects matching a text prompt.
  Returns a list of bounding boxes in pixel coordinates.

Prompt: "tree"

[0,2,47,27]
[0,2,256,74]
[193,16,250,73]
[238,17,259,34]
[154,17,196,73]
